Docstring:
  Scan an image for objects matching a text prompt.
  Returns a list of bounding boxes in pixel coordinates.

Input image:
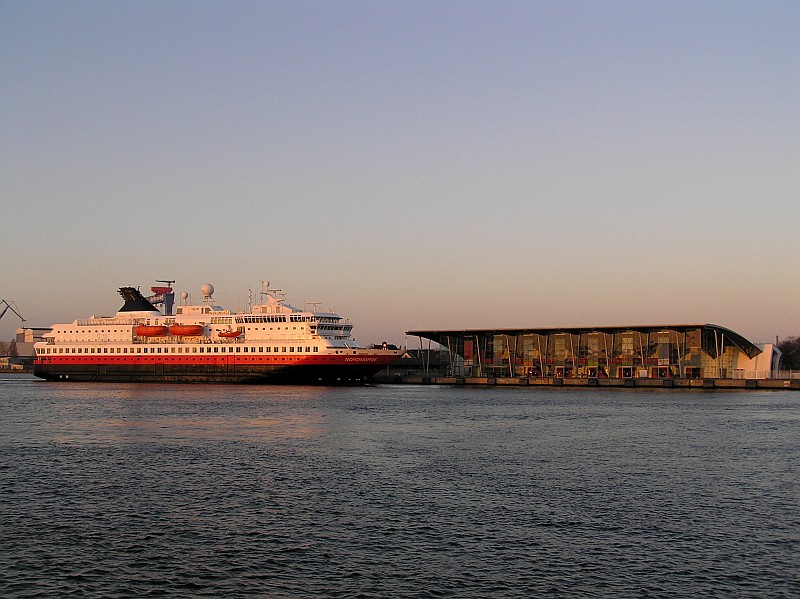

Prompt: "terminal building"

[405,324,781,380]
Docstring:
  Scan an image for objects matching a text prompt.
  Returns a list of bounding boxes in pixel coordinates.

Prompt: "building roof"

[406,323,762,359]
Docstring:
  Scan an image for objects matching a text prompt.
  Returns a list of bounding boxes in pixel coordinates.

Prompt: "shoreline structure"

[389,324,797,390]
[374,373,799,390]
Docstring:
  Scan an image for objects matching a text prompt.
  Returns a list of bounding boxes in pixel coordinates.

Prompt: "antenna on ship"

[261,280,283,299]
[148,279,176,315]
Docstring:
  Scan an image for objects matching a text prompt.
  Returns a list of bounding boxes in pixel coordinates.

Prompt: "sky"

[1,0,798,347]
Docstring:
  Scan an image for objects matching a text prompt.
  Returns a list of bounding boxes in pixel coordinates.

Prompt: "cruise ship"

[33,281,401,384]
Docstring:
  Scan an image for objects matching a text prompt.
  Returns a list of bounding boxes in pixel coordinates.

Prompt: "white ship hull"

[34,281,401,385]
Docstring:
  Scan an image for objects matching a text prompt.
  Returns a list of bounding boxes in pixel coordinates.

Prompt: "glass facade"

[409,325,761,379]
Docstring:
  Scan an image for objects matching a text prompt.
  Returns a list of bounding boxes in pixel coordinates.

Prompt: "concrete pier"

[373,374,800,391]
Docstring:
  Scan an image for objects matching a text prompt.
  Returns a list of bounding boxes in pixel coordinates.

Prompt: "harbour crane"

[0,299,25,324]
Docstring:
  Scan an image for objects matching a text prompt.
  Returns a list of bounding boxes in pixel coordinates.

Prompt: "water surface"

[2,376,798,597]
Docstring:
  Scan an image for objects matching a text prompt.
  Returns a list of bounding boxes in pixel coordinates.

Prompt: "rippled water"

[1,375,798,597]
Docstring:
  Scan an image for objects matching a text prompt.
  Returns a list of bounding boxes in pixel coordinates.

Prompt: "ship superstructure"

[33,281,401,384]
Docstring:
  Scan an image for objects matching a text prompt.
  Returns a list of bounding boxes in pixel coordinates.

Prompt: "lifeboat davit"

[135,325,168,337]
[169,324,204,336]
[218,330,243,339]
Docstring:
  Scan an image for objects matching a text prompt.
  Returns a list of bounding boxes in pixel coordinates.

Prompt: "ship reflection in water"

[2,377,798,597]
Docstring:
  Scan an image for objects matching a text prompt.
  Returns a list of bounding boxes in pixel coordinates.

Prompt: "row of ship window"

[59,325,345,337]
[236,316,289,323]
[62,329,127,334]
[42,346,321,354]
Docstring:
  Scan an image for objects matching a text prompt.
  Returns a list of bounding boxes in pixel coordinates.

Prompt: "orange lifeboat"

[218,330,243,339]
[169,324,204,336]
[135,325,168,337]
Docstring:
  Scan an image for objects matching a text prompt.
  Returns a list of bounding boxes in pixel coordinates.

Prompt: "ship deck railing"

[40,336,325,345]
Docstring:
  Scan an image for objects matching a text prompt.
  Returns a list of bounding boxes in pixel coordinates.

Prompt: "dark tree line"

[777,336,800,370]
[0,341,18,358]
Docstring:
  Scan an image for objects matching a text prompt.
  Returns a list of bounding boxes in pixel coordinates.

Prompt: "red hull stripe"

[34,355,397,367]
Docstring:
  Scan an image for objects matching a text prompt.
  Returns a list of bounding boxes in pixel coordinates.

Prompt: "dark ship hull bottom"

[33,363,390,385]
